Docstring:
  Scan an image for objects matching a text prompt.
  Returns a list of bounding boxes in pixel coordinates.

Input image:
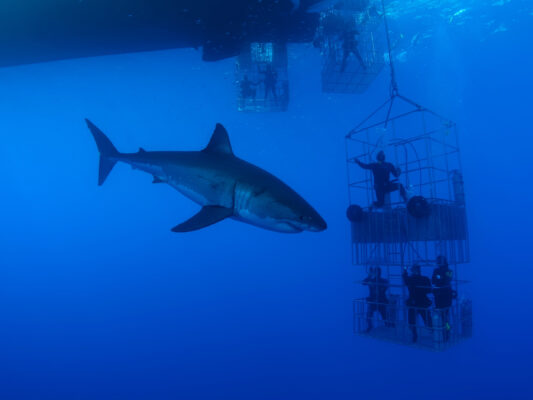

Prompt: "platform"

[353,298,472,351]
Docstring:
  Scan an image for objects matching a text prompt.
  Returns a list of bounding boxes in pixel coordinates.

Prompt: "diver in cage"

[403,264,433,343]
[258,64,278,101]
[313,10,345,50]
[340,29,366,72]
[240,75,257,100]
[362,267,391,332]
[355,150,408,207]
[432,255,454,342]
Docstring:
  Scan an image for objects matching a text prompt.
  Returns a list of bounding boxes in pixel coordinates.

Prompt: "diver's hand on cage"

[395,167,402,176]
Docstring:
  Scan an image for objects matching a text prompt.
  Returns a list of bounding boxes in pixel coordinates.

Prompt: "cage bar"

[316,0,385,94]
[235,42,289,112]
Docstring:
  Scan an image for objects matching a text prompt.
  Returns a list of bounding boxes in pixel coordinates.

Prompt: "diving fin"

[171,206,233,233]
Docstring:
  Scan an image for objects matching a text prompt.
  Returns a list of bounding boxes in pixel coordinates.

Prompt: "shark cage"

[316,0,385,94]
[235,42,289,112]
[346,93,472,351]
[345,0,472,350]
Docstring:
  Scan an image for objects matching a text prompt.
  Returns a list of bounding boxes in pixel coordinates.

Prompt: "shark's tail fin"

[85,119,119,186]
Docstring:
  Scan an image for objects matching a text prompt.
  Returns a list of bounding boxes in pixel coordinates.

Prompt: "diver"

[340,29,366,72]
[313,9,346,52]
[432,255,454,342]
[240,75,257,100]
[403,264,433,343]
[259,64,278,101]
[362,267,390,332]
[355,151,408,207]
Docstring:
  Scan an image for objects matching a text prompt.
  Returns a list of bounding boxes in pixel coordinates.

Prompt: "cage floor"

[356,325,457,351]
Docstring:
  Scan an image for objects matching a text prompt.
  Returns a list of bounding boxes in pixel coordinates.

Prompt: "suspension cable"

[381,0,398,97]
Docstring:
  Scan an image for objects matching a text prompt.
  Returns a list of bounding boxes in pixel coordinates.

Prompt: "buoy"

[407,196,431,218]
[347,204,364,222]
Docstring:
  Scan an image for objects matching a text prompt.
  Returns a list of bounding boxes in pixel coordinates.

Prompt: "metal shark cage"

[235,42,290,112]
[345,0,472,351]
[346,96,469,266]
[317,0,385,94]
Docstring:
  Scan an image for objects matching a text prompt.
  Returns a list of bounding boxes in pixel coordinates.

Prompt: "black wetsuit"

[432,266,453,308]
[340,31,366,72]
[260,68,278,100]
[403,270,433,341]
[363,275,389,330]
[240,78,256,99]
[356,160,406,206]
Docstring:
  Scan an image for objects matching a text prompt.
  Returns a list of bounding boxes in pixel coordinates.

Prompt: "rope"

[382,0,398,98]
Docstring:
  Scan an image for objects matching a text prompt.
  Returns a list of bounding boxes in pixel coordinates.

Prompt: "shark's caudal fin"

[85,119,119,186]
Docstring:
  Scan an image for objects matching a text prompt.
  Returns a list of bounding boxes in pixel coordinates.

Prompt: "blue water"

[0,1,532,399]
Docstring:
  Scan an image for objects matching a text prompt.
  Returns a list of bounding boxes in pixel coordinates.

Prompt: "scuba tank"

[452,170,465,204]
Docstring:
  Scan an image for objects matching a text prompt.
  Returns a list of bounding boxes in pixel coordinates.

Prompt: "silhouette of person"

[340,29,366,72]
[259,64,278,100]
[314,10,346,51]
[355,151,408,207]
[403,264,433,343]
[240,75,256,100]
[432,255,454,341]
[363,267,390,332]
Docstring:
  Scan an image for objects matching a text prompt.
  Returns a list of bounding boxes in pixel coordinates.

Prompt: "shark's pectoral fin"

[171,206,233,233]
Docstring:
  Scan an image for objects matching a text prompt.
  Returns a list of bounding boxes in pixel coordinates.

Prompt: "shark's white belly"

[232,183,300,233]
[170,181,211,206]
[165,165,234,209]
[128,158,301,233]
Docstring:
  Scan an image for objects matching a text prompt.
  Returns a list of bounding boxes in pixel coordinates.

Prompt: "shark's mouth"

[284,222,304,233]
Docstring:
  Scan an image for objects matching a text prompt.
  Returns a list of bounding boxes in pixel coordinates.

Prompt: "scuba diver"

[259,64,278,101]
[240,75,257,100]
[355,151,408,207]
[432,255,454,342]
[313,9,345,50]
[403,264,433,343]
[362,267,390,332]
[340,29,366,72]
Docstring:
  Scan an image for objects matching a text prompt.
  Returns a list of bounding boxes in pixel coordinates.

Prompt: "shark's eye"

[299,216,305,221]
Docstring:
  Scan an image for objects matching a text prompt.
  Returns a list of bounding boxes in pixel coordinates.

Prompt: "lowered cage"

[235,42,289,112]
[316,0,385,94]
[352,292,472,351]
[346,95,469,266]
[346,93,472,350]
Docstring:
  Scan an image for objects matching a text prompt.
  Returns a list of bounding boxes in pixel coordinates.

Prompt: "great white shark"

[86,119,327,233]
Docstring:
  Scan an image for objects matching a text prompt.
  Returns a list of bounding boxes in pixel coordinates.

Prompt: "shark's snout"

[295,212,327,232]
[310,215,327,232]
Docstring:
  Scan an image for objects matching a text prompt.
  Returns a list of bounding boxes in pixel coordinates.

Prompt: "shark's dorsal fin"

[138,147,146,153]
[203,123,233,156]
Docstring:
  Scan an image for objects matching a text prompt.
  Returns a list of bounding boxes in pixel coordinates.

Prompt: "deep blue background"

[0,1,532,399]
